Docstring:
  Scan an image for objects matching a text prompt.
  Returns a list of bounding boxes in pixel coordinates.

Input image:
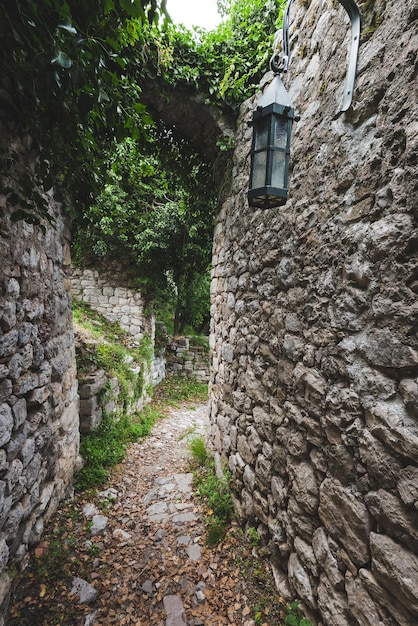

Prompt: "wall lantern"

[248,0,361,209]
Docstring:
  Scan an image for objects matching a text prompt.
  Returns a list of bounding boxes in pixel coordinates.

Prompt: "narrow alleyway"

[7,402,285,626]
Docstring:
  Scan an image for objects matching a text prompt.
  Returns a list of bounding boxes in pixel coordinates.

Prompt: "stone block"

[365,489,418,551]
[317,573,352,626]
[0,330,18,358]
[359,568,415,626]
[359,329,418,369]
[0,537,9,573]
[0,381,12,404]
[294,536,318,578]
[80,410,102,434]
[255,454,271,490]
[397,465,418,506]
[24,453,42,489]
[237,435,254,465]
[288,461,319,515]
[365,402,418,461]
[0,405,13,447]
[345,572,383,625]
[271,475,287,507]
[79,397,99,416]
[252,490,268,525]
[6,423,30,462]
[287,497,318,541]
[312,527,343,588]
[370,533,418,616]
[16,373,38,395]
[4,503,24,541]
[288,552,316,608]
[399,378,418,416]
[319,478,371,566]
[27,386,50,407]
[247,426,262,456]
[243,464,255,492]
[276,426,307,458]
[5,459,23,494]
[358,428,402,489]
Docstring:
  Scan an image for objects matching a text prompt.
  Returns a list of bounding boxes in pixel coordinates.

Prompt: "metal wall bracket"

[271,0,361,114]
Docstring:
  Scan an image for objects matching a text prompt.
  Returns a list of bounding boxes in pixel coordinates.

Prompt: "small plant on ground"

[153,376,208,407]
[178,423,198,440]
[75,410,156,491]
[248,526,261,547]
[189,436,208,464]
[284,601,313,626]
[73,299,151,408]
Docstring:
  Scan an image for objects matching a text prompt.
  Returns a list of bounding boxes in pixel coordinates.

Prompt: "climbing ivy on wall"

[135,0,285,111]
[0,0,285,218]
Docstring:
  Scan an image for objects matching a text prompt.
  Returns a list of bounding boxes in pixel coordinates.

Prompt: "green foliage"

[72,134,215,334]
[190,438,234,546]
[75,410,155,490]
[3,1,287,333]
[285,601,313,626]
[154,376,208,407]
[72,299,151,406]
[0,1,168,222]
[189,436,209,465]
[152,0,286,111]
[75,374,208,491]
[248,526,261,547]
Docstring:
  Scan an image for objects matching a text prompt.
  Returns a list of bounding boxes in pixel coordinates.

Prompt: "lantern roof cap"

[258,74,294,109]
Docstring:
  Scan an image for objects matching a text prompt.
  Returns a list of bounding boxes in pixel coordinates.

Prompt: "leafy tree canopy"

[1,0,285,332]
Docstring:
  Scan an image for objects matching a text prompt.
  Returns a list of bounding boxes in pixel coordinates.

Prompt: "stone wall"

[0,140,79,620]
[71,266,151,339]
[71,266,165,388]
[76,355,164,434]
[166,338,210,383]
[209,1,418,624]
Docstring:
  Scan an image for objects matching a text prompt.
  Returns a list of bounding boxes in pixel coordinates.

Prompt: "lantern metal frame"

[248,74,297,209]
[248,0,361,209]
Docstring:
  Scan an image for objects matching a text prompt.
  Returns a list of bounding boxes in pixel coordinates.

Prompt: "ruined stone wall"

[71,266,165,390]
[71,266,151,339]
[0,142,79,620]
[166,338,211,383]
[209,0,418,624]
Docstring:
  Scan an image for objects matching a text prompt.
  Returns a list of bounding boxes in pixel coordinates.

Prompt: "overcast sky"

[166,0,222,30]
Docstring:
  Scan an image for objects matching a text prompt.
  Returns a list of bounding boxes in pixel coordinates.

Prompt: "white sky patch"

[166,0,222,30]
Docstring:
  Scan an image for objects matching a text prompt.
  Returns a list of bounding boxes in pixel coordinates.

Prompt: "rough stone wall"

[209,1,418,624]
[71,266,151,339]
[0,153,79,619]
[166,338,210,383]
[72,265,165,388]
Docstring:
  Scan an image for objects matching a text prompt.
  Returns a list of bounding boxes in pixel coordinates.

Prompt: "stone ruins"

[209,0,417,623]
[0,0,417,623]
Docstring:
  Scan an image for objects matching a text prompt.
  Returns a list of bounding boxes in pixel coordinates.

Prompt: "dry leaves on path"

[6,402,288,626]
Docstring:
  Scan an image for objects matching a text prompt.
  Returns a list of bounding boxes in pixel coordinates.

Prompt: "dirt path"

[7,402,286,626]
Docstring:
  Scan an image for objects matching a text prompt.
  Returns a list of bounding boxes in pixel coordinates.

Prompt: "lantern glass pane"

[255,118,269,150]
[271,151,286,189]
[251,151,267,188]
[273,116,288,150]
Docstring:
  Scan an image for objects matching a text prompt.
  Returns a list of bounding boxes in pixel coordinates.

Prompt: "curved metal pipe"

[271,0,361,113]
